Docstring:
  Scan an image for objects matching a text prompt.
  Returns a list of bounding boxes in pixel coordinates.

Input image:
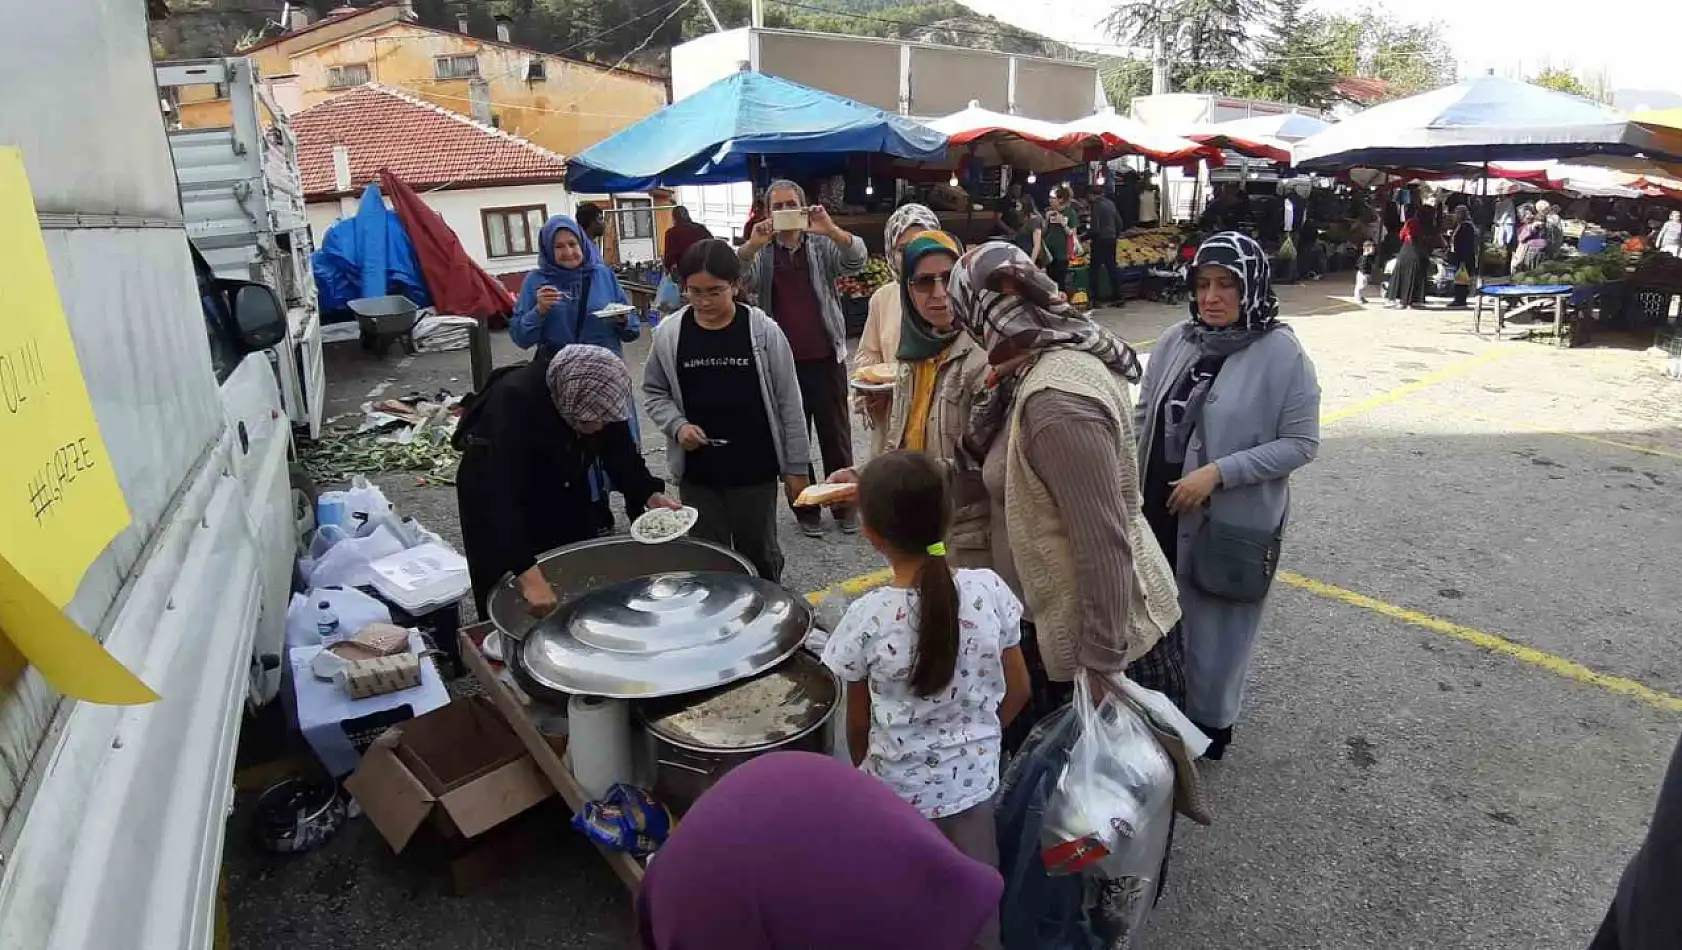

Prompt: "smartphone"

[772,208,810,232]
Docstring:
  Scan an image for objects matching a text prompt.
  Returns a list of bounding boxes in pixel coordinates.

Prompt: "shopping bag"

[1454,264,1471,286]
[654,273,682,312]
[1040,674,1176,876]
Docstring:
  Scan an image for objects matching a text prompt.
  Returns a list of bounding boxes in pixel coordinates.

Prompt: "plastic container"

[366,543,470,615]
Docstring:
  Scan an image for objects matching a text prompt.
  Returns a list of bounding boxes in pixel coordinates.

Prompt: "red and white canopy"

[1055,107,1222,166]
[927,103,1100,173]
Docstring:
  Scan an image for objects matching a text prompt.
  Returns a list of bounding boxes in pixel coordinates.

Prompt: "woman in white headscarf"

[854,204,941,453]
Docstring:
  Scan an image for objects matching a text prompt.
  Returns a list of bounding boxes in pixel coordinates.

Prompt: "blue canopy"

[565,71,948,192]
[1295,75,1682,171]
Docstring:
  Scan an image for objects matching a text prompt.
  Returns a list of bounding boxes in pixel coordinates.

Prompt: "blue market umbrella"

[565,71,948,192]
[1294,75,1682,171]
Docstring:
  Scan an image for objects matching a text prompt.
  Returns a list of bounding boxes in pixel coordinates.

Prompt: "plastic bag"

[317,475,397,536]
[304,524,406,589]
[654,273,682,313]
[1278,235,1298,261]
[1041,674,1176,876]
[286,586,392,648]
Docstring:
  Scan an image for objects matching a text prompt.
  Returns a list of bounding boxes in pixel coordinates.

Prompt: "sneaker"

[835,507,859,534]
[795,507,825,538]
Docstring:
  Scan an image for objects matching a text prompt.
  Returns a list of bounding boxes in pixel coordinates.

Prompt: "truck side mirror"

[231,282,287,350]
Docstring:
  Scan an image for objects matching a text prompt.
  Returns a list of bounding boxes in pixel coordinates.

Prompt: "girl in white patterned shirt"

[821,451,1030,884]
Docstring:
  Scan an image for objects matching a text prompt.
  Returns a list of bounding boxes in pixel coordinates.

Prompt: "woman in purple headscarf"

[637,752,1002,950]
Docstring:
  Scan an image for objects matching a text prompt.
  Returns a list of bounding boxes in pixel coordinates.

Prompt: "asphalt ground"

[225,284,1682,949]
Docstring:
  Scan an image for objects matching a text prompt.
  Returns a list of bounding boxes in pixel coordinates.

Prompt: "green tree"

[1100,56,1153,109]
[1103,0,1262,95]
[1311,8,1454,99]
[1530,67,1593,99]
[1251,0,1338,107]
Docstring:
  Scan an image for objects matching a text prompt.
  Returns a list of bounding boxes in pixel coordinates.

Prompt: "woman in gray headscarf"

[945,241,1183,751]
[854,203,941,452]
[452,345,679,616]
[1134,232,1320,759]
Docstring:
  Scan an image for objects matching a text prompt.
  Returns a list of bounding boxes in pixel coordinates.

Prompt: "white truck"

[157,56,326,438]
[0,2,301,947]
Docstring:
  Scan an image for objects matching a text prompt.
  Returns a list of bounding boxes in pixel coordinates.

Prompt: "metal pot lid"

[638,651,839,751]
[516,571,812,700]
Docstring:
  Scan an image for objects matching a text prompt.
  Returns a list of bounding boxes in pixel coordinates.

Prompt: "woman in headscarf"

[943,242,1184,751]
[1385,204,1438,310]
[1134,232,1320,759]
[510,213,644,529]
[828,231,992,566]
[510,213,641,365]
[1512,205,1549,273]
[451,345,679,616]
[854,204,941,453]
[637,752,1002,950]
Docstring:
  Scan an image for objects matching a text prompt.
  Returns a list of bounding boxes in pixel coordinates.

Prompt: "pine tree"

[1252,0,1337,107]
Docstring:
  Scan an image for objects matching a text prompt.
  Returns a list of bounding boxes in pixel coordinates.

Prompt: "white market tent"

[1294,75,1682,171]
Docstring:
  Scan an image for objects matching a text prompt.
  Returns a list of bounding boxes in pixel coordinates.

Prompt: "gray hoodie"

[642,304,810,482]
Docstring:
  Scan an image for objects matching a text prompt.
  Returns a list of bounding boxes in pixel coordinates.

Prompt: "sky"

[958,0,1682,102]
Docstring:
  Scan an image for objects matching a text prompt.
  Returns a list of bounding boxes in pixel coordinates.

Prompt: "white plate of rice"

[630,505,700,544]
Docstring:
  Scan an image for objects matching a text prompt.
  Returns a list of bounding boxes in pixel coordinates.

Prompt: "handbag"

[1189,518,1280,604]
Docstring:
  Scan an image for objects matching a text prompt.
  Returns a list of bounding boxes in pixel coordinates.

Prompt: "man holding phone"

[738,179,869,537]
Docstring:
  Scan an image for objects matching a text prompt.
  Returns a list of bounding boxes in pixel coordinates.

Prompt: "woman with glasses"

[1134,232,1320,759]
[854,204,941,454]
[827,231,993,568]
[643,240,811,583]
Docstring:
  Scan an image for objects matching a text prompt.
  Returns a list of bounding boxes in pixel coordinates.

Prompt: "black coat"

[454,361,662,613]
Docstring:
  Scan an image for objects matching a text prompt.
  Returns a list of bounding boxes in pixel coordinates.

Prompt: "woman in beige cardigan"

[853,204,941,454]
[946,241,1183,749]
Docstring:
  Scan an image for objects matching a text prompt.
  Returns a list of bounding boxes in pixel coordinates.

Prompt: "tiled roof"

[1333,76,1400,105]
[291,84,568,199]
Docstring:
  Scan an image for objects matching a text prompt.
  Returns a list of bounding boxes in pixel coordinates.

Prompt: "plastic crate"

[1625,289,1678,326]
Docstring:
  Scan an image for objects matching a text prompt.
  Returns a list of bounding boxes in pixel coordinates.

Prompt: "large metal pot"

[486,535,756,644]
[635,651,839,813]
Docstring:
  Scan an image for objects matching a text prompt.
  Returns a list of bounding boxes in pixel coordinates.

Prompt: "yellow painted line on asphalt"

[1321,348,1512,426]
[1413,400,1682,462]
[1278,571,1682,713]
[805,567,894,605]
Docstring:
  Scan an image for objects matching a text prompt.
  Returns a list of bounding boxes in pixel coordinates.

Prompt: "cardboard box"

[346,696,553,852]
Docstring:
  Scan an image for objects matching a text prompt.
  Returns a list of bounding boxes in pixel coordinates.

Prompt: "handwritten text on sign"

[0,146,152,705]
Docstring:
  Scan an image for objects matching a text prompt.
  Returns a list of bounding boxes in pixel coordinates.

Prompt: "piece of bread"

[795,482,859,507]
[853,363,897,385]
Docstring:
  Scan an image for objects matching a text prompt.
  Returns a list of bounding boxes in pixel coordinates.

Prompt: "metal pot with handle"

[635,651,839,813]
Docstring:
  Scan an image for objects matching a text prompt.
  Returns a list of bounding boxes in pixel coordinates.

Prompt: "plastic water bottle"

[315,601,340,643]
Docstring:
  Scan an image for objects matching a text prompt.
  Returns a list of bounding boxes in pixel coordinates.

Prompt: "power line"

[422,0,694,194]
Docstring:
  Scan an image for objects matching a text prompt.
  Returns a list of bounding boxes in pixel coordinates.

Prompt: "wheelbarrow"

[348,295,419,357]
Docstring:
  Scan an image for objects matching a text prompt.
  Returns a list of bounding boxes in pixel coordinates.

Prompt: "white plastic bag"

[304,523,405,589]
[317,476,398,536]
[285,586,392,648]
[1041,674,1176,876]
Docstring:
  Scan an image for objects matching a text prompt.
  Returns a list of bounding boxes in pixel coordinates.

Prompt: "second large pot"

[635,651,839,814]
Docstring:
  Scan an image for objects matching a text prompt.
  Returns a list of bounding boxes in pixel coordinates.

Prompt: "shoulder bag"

[1187,426,1283,604]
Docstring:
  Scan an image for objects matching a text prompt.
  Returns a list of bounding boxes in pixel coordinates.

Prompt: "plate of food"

[794,482,859,508]
[849,363,897,392]
[630,505,700,544]
[594,302,637,320]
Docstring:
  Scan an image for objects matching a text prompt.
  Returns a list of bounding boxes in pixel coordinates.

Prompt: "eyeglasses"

[909,272,953,293]
[685,284,732,300]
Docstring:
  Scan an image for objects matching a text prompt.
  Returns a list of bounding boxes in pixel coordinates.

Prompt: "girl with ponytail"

[821,451,1030,916]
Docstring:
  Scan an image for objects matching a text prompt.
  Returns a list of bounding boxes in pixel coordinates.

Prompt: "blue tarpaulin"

[564,71,948,192]
[312,184,432,317]
[1295,75,1682,171]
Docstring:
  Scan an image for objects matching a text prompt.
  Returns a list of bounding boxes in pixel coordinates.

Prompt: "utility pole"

[750,0,764,28]
[1151,26,1169,95]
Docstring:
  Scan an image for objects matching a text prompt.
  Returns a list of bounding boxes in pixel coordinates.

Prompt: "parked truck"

[0,2,300,947]
[157,56,326,438]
